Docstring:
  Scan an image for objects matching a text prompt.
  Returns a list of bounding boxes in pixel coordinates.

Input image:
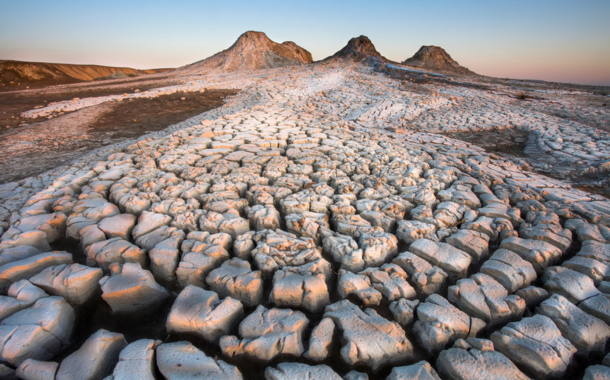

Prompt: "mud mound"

[180,31,312,75]
[326,35,385,62]
[403,45,474,74]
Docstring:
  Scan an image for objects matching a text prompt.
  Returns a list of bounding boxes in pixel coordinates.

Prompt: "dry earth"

[0,33,610,380]
[0,88,237,183]
[0,77,179,130]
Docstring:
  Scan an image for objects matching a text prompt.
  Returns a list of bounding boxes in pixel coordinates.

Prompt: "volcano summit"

[403,45,475,74]
[327,35,385,62]
[180,31,313,75]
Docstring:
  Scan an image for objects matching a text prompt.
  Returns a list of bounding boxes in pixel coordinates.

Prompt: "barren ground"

[0,88,237,183]
[0,60,609,380]
[0,77,178,131]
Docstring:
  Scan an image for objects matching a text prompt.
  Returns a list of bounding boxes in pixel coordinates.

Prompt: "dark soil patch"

[512,91,543,101]
[570,171,610,199]
[444,127,530,157]
[0,75,82,91]
[0,79,179,133]
[87,89,238,140]
[381,66,491,92]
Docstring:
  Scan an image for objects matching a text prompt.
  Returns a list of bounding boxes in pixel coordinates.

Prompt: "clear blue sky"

[2,0,609,85]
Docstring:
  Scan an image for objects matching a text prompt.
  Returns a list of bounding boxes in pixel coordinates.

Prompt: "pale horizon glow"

[1,0,609,86]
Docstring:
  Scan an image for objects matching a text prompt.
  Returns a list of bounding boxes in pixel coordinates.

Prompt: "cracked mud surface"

[0,61,609,380]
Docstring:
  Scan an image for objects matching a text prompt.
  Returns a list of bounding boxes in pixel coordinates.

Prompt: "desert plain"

[0,31,609,380]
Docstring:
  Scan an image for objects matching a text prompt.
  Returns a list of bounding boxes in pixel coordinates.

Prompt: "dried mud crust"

[1,61,610,380]
[446,128,610,199]
[0,89,237,184]
[528,93,610,133]
[1,117,605,379]
[378,67,610,197]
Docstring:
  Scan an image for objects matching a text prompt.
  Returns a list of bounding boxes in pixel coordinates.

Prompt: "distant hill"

[179,31,313,75]
[0,60,173,87]
[402,46,474,75]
